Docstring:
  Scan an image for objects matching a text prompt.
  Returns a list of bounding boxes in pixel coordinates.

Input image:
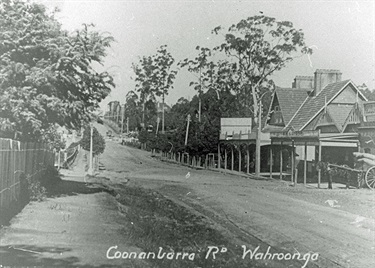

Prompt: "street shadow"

[46,179,115,198]
[0,245,119,267]
[0,201,27,227]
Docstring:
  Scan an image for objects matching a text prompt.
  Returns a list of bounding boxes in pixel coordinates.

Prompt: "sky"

[37,0,375,111]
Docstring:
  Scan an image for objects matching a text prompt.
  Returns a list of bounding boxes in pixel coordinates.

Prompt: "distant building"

[156,102,171,114]
[106,101,121,122]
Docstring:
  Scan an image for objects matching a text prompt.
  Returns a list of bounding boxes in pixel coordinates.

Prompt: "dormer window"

[274,106,280,112]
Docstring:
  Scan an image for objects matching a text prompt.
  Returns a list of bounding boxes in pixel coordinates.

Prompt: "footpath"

[0,149,144,267]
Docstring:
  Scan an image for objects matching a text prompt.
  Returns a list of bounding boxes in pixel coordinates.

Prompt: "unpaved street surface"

[96,124,375,268]
[1,122,373,268]
[0,146,149,268]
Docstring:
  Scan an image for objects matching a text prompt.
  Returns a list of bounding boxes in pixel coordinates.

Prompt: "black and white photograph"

[0,0,374,267]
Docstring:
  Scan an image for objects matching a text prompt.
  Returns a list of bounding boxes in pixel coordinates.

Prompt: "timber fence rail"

[0,138,55,210]
[159,151,207,170]
[55,145,80,169]
[159,151,265,180]
[64,145,79,167]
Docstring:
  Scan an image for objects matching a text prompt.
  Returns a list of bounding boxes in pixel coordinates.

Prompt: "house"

[156,102,171,114]
[106,101,121,121]
[265,69,369,185]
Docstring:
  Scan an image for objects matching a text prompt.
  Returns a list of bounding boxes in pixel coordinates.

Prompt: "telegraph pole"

[162,96,165,134]
[121,104,125,135]
[198,67,202,123]
[88,123,94,176]
[156,116,160,135]
[185,114,191,146]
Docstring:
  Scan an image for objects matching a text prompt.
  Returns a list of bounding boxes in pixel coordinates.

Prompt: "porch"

[269,130,360,188]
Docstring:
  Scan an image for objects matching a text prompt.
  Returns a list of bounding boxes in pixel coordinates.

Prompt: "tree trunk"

[255,102,262,176]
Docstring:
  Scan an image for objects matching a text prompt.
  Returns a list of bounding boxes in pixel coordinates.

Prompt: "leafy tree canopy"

[0,0,114,142]
[80,125,105,156]
[132,45,177,126]
[213,15,312,120]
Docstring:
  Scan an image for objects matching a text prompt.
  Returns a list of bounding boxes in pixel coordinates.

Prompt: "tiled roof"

[286,80,351,131]
[263,124,284,133]
[275,88,309,125]
[326,105,353,131]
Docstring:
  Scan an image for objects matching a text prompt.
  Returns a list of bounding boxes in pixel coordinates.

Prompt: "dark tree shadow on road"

[46,179,112,198]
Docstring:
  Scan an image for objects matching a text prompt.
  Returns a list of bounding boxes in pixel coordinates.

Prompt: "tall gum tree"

[153,45,177,133]
[213,15,312,175]
[179,46,215,122]
[0,0,114,143]
[132,45,177,133]
[132,56,155,126]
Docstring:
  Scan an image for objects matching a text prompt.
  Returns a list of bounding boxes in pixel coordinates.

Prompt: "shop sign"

[270,129,319,139]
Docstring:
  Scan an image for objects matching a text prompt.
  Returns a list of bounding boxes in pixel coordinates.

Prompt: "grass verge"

[113,186,257,268]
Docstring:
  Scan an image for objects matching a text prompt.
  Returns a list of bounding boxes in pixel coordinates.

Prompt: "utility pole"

[116,105,120,125]
[162,96,165,134]
[126,117,129,133]
[198,67,202,123]
[121,104,125,135]
[185,114,191,146]
[88,123,94,176]
[156,116,160,135]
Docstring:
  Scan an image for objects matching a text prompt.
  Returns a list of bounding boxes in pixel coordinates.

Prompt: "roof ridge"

[315,79,350,97]
[299,80,352,130]
[277,87,312,90]
[348,79,368,102]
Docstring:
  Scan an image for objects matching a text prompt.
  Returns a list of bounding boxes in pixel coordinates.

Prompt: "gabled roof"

[286,80,352,131]
[274,87,309,125]
[157,102,171,112]
[326,105,353,131]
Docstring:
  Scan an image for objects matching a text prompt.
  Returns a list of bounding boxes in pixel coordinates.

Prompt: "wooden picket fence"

[0,138,55,210]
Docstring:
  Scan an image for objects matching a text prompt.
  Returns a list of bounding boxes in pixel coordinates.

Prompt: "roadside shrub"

[25,165,61,202]
[27,175,47,202]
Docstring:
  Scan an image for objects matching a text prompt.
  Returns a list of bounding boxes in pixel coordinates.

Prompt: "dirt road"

[97,123,374,268]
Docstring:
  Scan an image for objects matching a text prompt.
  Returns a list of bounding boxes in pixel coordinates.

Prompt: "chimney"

[313,69,342,96]
[292,76,314,89]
